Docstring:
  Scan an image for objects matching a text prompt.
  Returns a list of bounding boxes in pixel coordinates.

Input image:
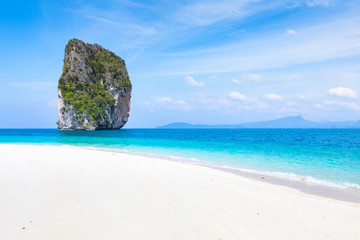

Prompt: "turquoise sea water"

[1,129,360,190]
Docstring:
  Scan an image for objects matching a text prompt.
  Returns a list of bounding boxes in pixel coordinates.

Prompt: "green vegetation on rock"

[58,39,131,126]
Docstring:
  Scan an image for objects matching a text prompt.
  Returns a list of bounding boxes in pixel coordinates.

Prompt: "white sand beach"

[1,144,360,240]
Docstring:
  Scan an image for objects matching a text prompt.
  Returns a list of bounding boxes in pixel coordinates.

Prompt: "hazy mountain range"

[157,116,360,129]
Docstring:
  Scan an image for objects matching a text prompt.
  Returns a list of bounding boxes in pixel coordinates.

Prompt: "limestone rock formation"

[57,39,131,130]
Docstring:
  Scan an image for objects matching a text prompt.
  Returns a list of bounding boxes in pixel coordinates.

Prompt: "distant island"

[57,39,132,130]
[157,115,360,129]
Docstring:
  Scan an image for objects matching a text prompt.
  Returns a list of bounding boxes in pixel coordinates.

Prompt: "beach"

[1,144,360,240]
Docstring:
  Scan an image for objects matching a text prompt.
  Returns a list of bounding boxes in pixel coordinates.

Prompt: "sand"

[1,144,360,240]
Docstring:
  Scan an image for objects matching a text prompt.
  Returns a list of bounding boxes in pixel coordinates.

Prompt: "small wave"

[57,144,360,191]
[168,155,200,162]
[218,165,360,190]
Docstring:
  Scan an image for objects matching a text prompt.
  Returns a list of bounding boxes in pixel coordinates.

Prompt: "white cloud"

[174,0,255,27]
[313,103,333,111]
[190,93,231,110]
[156,97,173,104]
[339,72,360,81]
[185,76,205,87]
[297,94,310,100]
[314,104,324,109]
[155,97,189,110]
[173,0,321,28]
[285,101,296,106]
[228,91,246,101]
[232,78,243,85]
[242,73,263,82]
[156,97,186,105]
[129,24,158,36]
[264,93,283,101]
[85,15,117,25]
[324,100,360,111]
[286,29,297,35]
[305,0,334,7]
[328,87,358,99]
[150,16,360,76]
[118,0,153,9]
[290,0,335,8]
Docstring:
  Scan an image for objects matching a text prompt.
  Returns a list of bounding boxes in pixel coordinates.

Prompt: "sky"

[0,0,360,128]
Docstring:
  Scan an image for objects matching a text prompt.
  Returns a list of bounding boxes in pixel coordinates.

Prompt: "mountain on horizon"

[157,115,360,129]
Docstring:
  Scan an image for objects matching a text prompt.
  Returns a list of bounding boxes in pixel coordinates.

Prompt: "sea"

[1,128,360,191]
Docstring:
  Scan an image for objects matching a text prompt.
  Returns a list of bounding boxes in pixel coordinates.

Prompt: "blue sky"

[0,0,360,128]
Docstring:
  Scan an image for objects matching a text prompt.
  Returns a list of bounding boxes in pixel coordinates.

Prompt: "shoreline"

[76,145,360,204]
[2,143,360,203]
[1,144,360,239]
[41,144,360,203]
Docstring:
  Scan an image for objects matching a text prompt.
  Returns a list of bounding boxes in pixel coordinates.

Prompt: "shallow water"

[1,128,360,190]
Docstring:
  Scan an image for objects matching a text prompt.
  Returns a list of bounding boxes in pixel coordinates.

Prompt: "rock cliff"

[57,39,131,130]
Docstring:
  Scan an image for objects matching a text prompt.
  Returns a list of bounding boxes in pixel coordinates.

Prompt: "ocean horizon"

[1,128,360,191]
